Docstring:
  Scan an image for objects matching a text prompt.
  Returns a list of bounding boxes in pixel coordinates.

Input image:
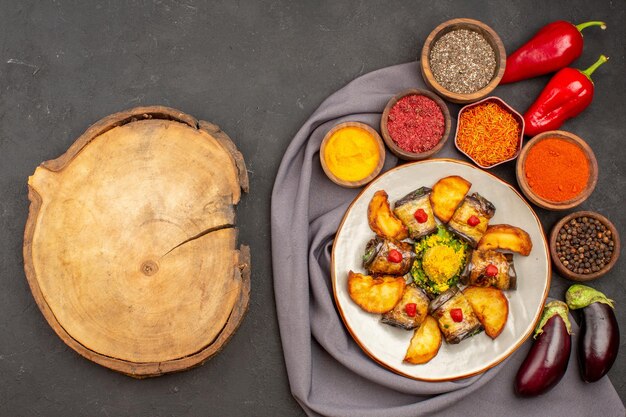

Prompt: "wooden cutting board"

[23,106,250,377]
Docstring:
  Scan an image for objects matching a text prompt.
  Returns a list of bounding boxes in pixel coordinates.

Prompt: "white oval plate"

[331,159,550,381]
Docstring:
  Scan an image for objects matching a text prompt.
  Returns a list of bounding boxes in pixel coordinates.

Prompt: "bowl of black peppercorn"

[549,211,620,281]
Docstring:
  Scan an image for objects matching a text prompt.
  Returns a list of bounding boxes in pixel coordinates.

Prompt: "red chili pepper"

[501,20,606,84]
[405,303,417,317]
[387,249,403,263]
[485,264,499,277]
[523,55,608,136]
[467,215,480,227]
[450,308,463,323]
[414,208,428,224]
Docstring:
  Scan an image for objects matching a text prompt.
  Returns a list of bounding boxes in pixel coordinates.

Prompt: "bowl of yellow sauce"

[320,122,385,188]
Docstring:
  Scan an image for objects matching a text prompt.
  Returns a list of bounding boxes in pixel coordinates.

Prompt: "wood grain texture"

[23,106,250,377]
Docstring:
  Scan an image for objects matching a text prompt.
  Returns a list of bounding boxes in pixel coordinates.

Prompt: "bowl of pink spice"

[380,89,451,161]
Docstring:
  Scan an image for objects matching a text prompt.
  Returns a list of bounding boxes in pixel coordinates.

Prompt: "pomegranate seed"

[485,264,499,277]
[405,303,417,317]
[387,249,403,263]
[467,215,480,227]
[450,308,463,322]
[413,208,428,223]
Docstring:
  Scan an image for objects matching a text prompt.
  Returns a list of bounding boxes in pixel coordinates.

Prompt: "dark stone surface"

[0,1,623,415]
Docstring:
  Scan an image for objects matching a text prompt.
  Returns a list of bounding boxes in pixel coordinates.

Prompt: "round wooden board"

[23,106,250,378]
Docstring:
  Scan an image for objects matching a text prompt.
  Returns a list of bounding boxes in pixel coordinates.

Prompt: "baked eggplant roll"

[381,284,430,330]
[447,193,496,247]
[465,249,517,290]
[393,187,438,240]
[362,237,415,276]
[429,286,482,344]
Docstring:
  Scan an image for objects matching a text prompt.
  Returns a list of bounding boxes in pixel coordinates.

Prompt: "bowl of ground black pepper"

[380,89,451,160]
[550,211,620,281]
[420,18,506,104]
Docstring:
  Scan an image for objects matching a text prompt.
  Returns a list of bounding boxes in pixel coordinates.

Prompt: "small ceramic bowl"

[420,18,506,104]
[549,211,620,281]
[454,96,524,169]
[320,121,385,188]
[380,89,451,161]
[516,130,598,210]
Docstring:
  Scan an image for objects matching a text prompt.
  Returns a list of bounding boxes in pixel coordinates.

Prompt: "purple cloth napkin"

[270,62,625,417]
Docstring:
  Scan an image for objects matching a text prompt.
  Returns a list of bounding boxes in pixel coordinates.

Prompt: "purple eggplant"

[566,284,620,383]
[515,301,572,397]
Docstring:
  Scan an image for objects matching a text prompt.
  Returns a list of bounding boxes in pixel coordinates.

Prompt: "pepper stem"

[575,21,607,32]
[581,55,609,81]
[566,284,615,310]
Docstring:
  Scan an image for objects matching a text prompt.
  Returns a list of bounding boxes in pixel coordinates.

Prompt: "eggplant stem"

[566,284,615,310]
[534,300,571,337]
[575,21,607,32]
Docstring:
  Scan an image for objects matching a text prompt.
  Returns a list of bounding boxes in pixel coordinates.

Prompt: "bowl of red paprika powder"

[516,130,598,210]
[380,89,451,161]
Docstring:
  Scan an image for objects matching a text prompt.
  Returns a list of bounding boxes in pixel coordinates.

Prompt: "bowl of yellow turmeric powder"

[320,121,386,188]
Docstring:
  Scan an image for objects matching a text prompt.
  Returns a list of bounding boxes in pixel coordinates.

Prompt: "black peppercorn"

[555,215,615,275]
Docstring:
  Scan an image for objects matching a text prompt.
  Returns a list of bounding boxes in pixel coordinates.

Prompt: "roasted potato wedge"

[463,286,509,339]
[430,176,471,223]
[477,224,532,256]
[368,190,408,240]
[404,315,442,365]
[347,271,406,314]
